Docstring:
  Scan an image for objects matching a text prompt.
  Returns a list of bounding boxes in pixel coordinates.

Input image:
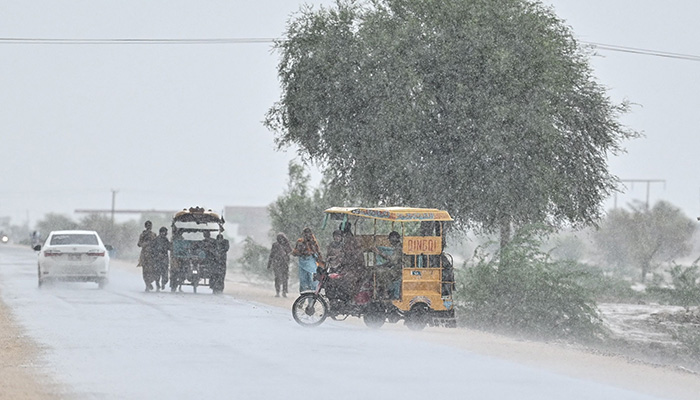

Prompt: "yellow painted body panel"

[392,268,449,311]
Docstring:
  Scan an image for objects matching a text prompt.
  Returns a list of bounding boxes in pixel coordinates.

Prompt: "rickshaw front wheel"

[292,293,328,327]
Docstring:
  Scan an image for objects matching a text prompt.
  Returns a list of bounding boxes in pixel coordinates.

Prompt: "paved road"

[0,244,668,400]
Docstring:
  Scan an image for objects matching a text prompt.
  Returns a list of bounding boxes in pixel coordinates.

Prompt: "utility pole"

[110,189,118,226]
[616,179,666,210]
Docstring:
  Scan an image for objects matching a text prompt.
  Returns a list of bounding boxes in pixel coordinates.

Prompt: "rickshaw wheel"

[330,314,349,321]
[363,302,385,329]
[405,303,429,331]
[292,293,328,327]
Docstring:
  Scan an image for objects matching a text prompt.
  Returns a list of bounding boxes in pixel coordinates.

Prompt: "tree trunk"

[499,216,511,250]
[641,262,648,283]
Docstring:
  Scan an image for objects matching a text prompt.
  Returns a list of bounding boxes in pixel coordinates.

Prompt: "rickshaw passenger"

[372,231,402,299]
[325,230,343,273]
[441,253,455,296]
[337,228,366,301]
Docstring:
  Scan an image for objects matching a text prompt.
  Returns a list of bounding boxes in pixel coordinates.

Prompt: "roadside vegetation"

[2,0,697,372]
[455,226,605,343]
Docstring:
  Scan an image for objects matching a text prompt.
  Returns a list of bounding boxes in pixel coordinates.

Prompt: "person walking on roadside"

[150,227,172,291]
[267,233,292,297]
[292,227,323,293]
[211,233,229,294]
[137,220,157,291]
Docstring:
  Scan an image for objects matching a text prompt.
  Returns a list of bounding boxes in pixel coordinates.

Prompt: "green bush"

[676,325,700,357]
[456,228,605,342]
[646,264,700,309]
[568,265,643,303]
[236,237,272,280]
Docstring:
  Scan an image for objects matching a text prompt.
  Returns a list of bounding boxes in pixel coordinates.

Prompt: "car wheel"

[98,279,108,289]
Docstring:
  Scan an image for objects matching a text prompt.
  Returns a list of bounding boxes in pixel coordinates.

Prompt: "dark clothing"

[150,235,171,290]
[150,235,171,267]
[215,237,229,269]
[202,237,216,259]
[325,240,343,272]
[268,243,291,272]
[137,229,157,290]
[337,234,366,298]
[210,237,229,293]
[271,260,289,295]
[374,241,403,299]
[292,237,321,259]
[137,229,156,266]
[268,234,292,296]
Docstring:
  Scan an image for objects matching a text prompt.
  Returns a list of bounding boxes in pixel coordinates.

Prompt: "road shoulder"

[0,285,59,400]
[220,266,700,400]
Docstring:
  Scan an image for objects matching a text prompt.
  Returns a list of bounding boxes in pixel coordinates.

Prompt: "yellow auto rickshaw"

[291,207,456,330]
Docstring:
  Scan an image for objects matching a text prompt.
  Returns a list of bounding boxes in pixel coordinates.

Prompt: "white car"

[35,230,111,289]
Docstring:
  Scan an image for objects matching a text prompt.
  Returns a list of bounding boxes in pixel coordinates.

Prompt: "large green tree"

[266,0,636,245]
[593,201,696,282]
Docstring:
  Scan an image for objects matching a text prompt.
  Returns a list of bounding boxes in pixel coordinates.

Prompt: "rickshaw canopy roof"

[324,207,453,222]
[172,207,224,224]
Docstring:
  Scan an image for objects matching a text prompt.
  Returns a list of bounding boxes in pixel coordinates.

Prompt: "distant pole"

[618,179,665,210]
[110,189,118,226]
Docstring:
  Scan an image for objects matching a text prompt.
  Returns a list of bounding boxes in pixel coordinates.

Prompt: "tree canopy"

[593,201,696,282]
[265,0,636,241]
[268,161,343,244]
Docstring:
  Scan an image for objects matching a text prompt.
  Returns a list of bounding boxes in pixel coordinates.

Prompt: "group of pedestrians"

[136,220,229,293]
[266,227,324,297]
[266,224,371,299]
[137,221,169,291]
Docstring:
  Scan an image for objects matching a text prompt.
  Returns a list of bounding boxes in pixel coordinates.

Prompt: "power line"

[0,37,277,45]
[582,41,700,62]
[2,36,700,62]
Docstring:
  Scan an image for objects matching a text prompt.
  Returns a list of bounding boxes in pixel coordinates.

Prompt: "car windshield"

[50,234,99,246]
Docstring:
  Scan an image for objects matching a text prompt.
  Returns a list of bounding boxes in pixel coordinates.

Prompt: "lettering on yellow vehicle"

[403,236,442,255]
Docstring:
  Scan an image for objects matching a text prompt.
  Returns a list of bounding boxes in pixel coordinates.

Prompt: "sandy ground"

[2,258,700,400]
[0,286,60,400]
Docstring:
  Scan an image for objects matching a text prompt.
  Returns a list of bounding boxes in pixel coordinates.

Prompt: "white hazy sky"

[1,0,699,226]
